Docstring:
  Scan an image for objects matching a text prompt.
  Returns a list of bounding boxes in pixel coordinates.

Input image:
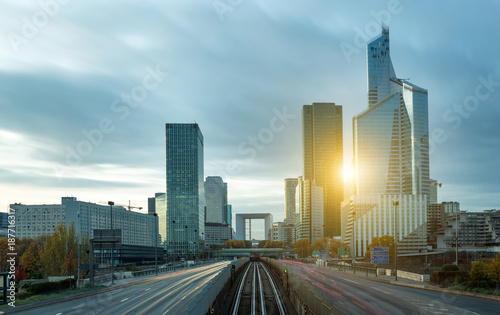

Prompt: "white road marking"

[72,304,84,309]
[121,298,129,302]
[145,287,151,291]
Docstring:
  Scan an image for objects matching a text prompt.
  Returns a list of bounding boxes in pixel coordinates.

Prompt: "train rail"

[231,261,286,315]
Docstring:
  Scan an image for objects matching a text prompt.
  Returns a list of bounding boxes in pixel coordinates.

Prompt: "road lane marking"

[72,304,84,309]
[145,287,151,291]
[352,300,366,309]
[121,298,129,302]
[343,278,360,284]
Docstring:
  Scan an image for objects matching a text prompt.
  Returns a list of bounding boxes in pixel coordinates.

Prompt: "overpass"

[213,248,293,259]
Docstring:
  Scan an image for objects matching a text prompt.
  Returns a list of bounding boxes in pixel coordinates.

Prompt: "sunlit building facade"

[303,103,343,237]
[344,27,430,256]
[297,176,324,244]
[164,123,205,260]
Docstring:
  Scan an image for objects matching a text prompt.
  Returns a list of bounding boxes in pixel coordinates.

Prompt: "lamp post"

[77,211,81,288]
[154,213,158,276]
[108,201,115,285]
[393,201,399,281]
[456,210,459,266]
[172,220,176,267]
[185,225,188,266]
[352,211,356,274]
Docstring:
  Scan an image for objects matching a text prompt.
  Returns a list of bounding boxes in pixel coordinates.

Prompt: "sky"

[1,0,499,239]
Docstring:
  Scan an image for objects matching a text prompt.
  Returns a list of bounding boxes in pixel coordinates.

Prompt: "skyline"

[2,1,500,239]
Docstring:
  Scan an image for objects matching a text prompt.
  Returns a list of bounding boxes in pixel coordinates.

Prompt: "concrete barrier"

[397,270,430,282]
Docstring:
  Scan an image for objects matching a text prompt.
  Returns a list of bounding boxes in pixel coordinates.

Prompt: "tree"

[487,254,500,291]
[293,239,312,258]
[0,238,10,272]
[64,250,78,278]
[258,240,267,248]
[470,259,489,284]
[364,235,395,263]
[15,265,27,282]
[314,237,329,251]
[40,222,78,276]
[20,240,42,273]
[244,240,252,248]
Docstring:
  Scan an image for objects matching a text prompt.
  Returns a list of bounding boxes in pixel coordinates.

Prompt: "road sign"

[339,247,349,259]
[319,250,328,259]
[371,247,389,264]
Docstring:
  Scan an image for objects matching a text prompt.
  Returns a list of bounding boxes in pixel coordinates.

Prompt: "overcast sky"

[1,0,499,238]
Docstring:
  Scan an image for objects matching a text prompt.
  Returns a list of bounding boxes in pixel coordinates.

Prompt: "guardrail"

[185,258,248,315]
[269,260,342,315]
[326,262,378,277]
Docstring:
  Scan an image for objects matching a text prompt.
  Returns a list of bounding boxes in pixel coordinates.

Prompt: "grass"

[0,285,106,309]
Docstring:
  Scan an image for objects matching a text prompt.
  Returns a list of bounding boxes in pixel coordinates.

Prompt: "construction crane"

[98,200,143,211]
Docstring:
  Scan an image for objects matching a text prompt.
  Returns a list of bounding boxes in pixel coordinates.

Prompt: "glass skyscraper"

[343,27,430,257]
[164,123,205,260]
[303,103,343,237]
[354,26,429,195]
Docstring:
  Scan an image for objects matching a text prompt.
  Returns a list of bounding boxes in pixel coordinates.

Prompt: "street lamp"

[393,201,399,281]
[108,201,115,285]
[352,211,356,274]
[185,225,188,266]
[172,220,177,267]
[154,213,158,276]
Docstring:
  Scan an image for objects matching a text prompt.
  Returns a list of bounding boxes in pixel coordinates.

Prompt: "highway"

[16,262,232,315]
[284,261,500,315]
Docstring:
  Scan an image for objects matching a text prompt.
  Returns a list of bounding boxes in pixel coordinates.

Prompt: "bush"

[17,291,34,300]
[431,270,469,286]
[60,278,76,290]
[441,264,459,272]
[27,281,61,295]
[125,266,141,272]
[21,282,33,290]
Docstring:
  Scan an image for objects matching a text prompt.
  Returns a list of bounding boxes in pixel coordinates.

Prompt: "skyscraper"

[164,123,205,260]
[284,178,298,222]
[205,176,228,224]
[302,102,343,237]
[354,26,429,196]
[343,27,430,256]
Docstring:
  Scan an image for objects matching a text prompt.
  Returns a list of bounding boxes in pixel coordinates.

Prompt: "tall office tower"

[205,176,226,224]
[297,176,324,244]
[354,26,429,196]
[344,27,430,256]
[303,103,343,237]
[284,178,298,222]
[164,123,205,260]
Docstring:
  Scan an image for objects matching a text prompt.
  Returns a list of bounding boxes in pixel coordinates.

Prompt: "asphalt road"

[14,262,231,315]
[284,261,500,315]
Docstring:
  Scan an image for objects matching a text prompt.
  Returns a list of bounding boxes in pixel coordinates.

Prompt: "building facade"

[284,178,298,221]
[303,103,343,237]
[205,222,233,248]
[297,176,324,244]
[10,197,157,248]
[437,210,500,250]
[427,202,459,249]
[164,123,205,260]
[271,222,284,242]
[344,27,430,256]
[205,176,230,225]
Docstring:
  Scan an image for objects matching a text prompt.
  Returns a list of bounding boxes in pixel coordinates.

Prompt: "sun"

[343,165,354,183]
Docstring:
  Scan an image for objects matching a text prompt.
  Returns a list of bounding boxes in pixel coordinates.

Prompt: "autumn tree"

[487,254,500,291]
[40,222,78,276]
[20,239,43,273]
[364,235,395,263]
[293,239,312,258]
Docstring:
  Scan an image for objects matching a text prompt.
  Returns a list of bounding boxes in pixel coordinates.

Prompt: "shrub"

[17,291,34,300]
[60,278,76,290]
[21,282,33,290]
[441,264,459,272]
[27,281,61,295]
[431,270,468,286]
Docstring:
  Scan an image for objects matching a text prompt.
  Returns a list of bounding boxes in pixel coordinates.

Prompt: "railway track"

[231,261,286,315]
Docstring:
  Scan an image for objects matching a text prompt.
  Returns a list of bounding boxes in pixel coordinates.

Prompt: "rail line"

[232,261,286,315]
